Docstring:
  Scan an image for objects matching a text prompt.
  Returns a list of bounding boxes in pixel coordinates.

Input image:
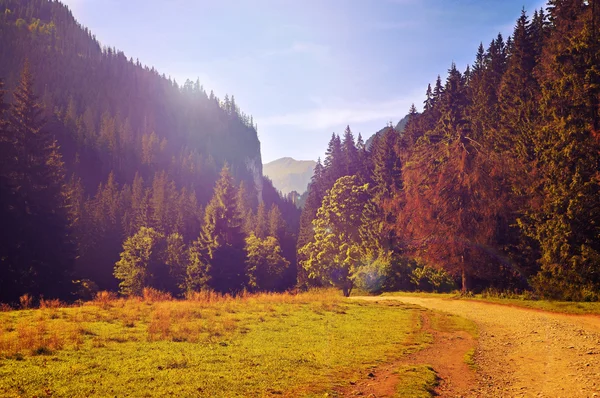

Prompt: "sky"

[62,0,545,163]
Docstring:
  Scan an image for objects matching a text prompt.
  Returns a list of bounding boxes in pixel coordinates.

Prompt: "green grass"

[0,290,435,397]
[395,365,438,398]
[463,348,477,370]
[428,310,478,338]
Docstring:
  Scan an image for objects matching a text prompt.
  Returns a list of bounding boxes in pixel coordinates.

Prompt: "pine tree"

[268,204,285,240]
[323,133,344,187]
[254,201,269,239]
[187,165,248,294]
[341,125,359,176]
[522,0,600,299]
[3,62,74,300]
[497,9,538,159]
[236,180,255,235]
[371,128,402,201]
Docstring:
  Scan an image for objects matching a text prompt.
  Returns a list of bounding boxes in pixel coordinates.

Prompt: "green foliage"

[245,234,290,292]
[410,265,456,293]
[114,227,165,296]
[0,62,74,302]
[188,165,248,294]
[299,175,369,296]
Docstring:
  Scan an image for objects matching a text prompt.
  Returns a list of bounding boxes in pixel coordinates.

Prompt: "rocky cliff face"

[246,155,264,202]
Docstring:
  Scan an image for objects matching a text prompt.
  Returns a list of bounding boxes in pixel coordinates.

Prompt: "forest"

[1,0,600,303]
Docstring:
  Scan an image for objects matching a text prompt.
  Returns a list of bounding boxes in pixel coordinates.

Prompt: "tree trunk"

[461,266,468,293]
[342,280,353,297]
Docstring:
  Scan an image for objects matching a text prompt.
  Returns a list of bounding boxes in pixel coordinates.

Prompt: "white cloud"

[258,92,421,131]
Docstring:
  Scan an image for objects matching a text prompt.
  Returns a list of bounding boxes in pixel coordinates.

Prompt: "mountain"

[365,113,411,149]
[0,0,263,202]
[264,157,317,195]
[0,0,301,300]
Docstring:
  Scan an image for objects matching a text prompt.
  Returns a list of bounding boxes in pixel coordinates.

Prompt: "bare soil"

[336,307,477,397]
[353,296,600,397]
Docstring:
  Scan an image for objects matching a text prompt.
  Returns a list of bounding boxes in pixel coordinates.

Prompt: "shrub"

[39,299,63,309]
[19,294,32,309]
[142,288,172,303]
[93,291,118,309]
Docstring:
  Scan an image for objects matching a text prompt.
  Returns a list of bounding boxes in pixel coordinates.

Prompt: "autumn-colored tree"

[402,65,508,292]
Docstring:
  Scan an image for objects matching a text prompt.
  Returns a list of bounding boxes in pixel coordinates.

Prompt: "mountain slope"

[0,0,286,297]
[365,113,411,149]
[0,0,262,202]
[264,157,316,195]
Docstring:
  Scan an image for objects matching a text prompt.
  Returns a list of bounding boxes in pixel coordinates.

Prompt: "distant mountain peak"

[263,157,317,195]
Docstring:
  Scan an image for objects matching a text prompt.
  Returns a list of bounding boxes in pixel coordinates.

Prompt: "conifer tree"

[187,165,248,293]
[521,0,600,299]
[497,9,538,159]
[254,201,269,239]
[323,133,344,187]
[341,125,359,176]
[403,64,507,292]
[3,62,74,300]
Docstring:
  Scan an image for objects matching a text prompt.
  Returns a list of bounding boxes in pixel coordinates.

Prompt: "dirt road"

[354,296,600,397]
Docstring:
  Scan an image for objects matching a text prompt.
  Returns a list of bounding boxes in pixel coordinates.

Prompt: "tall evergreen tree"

[2,63,74,301]
[341,125,359,176]
[323,133,344,187]
[521,0,600,299]
[187,165,248,294]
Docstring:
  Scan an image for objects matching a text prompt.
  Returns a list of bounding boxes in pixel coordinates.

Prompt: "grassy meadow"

[0,290,441,397]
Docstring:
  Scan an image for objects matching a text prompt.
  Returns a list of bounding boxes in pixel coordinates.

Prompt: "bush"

[142,288,172,302]
[19,294,32,309]
[39,298,63,309]
[93,291,117,309]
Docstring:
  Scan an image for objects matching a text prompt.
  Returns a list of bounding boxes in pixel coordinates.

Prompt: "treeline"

[299,2,600,301]
[0,64,300,303]
[0,0,300,303]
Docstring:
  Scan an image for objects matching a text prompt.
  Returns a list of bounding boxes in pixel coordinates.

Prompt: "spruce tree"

[341,125,359,176]
[188,165,248,294]
[323,133,344,187]
[4,62,74,300]
[522,0,600,299]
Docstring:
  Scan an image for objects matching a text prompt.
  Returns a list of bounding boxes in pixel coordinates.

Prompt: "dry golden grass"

[0,289,344,359]
[1,289,442,397]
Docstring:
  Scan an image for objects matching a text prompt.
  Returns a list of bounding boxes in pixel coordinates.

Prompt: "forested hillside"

[1,0,599,304]
[298,3,600,301]
[0,0,299,303]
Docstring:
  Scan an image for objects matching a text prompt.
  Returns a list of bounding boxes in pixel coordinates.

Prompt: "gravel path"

[356,296,600,398]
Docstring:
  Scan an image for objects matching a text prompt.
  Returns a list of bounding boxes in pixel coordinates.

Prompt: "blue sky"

[62,0,544,163]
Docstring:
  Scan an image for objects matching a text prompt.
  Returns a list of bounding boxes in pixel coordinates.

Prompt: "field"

[0,290,469,397]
